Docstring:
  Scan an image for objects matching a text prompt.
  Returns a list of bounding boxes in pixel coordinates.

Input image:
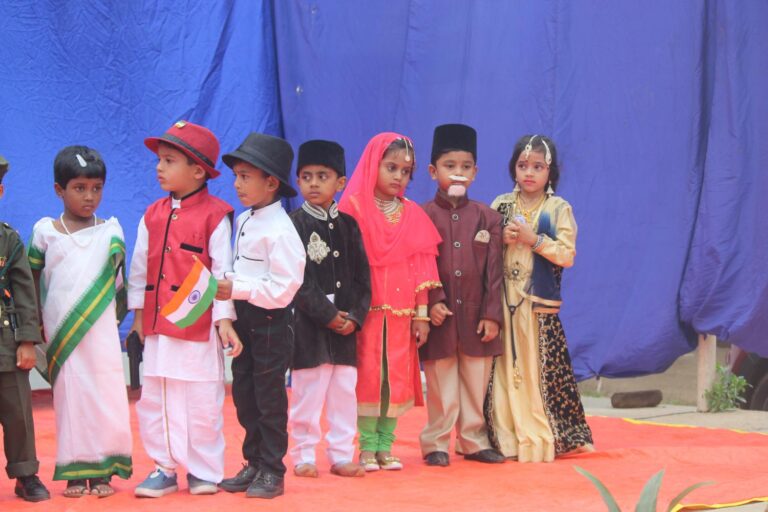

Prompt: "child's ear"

[335,176,347,193]
[0,184,4,200]
[428,164,437,180]
[54,182,64,197]
[267,175,279,191]
[193,165,207,180]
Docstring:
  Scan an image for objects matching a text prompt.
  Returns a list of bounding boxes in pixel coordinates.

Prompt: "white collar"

[249,199,284,218]
[301,201,339,221]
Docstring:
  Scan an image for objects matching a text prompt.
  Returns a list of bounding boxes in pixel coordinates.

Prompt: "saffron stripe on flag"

[160,258,206,317]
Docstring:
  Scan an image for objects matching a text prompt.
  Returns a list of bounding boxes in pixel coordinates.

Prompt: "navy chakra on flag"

[188,290,202,304]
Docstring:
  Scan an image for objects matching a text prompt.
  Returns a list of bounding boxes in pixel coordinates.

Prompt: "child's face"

[54,177,104,219]
[155,144,206,197]
[375,149,413,201]
[514,150,550,196]
[429,150,477,197]
[297,165,345,210]
[232,161,279,208]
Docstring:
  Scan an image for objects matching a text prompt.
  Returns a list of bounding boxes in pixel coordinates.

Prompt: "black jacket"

[289,203,371,370]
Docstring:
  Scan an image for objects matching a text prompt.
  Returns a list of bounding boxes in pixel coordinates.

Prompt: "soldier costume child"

[420,124,505,466]
[217,133,305,499]
[0,154,51,502]
[288,140,371,479]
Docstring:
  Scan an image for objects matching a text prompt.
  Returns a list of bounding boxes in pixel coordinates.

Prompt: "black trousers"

[0,370,39,478]
[231,301,293,477]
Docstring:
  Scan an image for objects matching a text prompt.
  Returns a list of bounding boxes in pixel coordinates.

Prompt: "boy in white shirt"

[216,133,305,499]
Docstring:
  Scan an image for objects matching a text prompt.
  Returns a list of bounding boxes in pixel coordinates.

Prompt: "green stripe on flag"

[174,273,218,328]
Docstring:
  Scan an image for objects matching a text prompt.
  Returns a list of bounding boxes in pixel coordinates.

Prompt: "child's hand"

[16,342,36,370]
[412,320,430,348]
[503,224,518,245]
[130,309,144,344]
[512,220,537,246]
[429,303,453,326]
[327,311,356,336]
[477,319,500,342]
[216,279,233,300]
[218,319,243,357]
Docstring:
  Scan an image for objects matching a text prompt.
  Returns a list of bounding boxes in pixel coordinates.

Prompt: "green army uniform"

[0,219,44,480]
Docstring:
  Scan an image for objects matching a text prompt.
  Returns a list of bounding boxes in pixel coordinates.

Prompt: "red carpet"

[1,389,767,511]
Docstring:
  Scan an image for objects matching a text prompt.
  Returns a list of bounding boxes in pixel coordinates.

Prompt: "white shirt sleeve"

[127,216,148,310]
[210,215,236,322]
[231,227,306,309]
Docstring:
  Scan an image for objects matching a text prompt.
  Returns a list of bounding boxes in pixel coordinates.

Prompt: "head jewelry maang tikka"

[400,137,413,162]
[523,135,552,166]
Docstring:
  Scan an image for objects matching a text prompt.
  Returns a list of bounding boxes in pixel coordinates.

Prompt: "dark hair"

[382,138,416,172]
[54,145,106,188]
[508,134,560,191]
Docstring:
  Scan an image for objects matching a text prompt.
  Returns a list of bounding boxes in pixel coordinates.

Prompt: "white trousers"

[289,364,357,466]
[136,376,225,483]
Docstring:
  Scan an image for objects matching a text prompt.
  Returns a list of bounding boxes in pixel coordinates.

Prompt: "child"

[216,133,305,499]
[419,124,505,466]
[0,154,50,502]
[128,121,241,497]
[485,134,593,462]
[288,140,370,479]
[28,146,133,497]
[338,132,441,471]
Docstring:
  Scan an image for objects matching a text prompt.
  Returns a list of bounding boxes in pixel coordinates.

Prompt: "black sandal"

[64,479,89,498]
[88,477,115,498]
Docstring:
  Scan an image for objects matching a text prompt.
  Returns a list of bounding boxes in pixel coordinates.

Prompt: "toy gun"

[125,331,143,389]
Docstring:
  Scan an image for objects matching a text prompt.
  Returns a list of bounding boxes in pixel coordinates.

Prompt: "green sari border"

[47,237,125,384]
[53,454,132,480]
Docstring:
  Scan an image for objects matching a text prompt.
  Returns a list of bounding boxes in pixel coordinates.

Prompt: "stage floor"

[1,389,767,511]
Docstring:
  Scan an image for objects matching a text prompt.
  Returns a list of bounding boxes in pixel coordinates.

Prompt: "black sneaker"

[15,475,51,502]
[245,471,284,499]
[219,463,259,493]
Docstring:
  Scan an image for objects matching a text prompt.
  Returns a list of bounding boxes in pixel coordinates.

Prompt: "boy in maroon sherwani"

[419,124,505,466]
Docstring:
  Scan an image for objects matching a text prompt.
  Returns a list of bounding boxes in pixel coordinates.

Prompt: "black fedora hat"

[222,133,297,198]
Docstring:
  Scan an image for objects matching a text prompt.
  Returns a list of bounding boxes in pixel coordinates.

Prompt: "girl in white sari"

[28,146,132,498]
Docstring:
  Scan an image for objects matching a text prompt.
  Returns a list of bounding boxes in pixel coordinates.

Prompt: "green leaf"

[574,466,622,512]
[665,481,714,512]
[635,469,664,511]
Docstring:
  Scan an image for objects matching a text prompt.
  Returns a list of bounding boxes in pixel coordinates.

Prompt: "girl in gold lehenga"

[484,135,593,463]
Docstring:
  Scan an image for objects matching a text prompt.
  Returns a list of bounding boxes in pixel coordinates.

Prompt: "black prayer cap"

[296,140,346,177]
[431,123,477,164]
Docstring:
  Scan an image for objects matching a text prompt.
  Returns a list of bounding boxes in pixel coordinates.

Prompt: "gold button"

[3,320,8,326]
[171,213,178,220]
[333,250,340,257]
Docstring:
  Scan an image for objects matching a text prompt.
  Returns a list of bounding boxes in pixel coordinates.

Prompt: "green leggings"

[358,320,398,452]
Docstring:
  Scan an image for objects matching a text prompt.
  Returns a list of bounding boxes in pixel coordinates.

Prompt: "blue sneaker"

[188,474,218,495]
[135,470,179,498]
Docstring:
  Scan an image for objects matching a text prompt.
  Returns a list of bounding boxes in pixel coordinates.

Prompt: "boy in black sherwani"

[288,140,371,478]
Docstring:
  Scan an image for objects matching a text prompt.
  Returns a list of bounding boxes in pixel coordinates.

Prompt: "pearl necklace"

[59,213,97,248]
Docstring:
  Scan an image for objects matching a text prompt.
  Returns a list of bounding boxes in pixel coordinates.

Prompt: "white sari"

[29,217,132,480]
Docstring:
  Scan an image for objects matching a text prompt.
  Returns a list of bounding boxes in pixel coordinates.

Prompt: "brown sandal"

[88,477,115,498]
[64,479,89,498]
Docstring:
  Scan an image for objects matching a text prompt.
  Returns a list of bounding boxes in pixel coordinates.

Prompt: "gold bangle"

[416,305,428,317]
[413,316,431,322]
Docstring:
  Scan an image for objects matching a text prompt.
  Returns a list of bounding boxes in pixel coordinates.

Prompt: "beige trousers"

[419,353,493,456]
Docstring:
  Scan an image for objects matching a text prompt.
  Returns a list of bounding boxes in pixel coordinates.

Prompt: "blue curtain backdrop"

[1,1,766,379]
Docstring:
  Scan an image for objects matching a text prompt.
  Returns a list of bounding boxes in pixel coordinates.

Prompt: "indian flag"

[160,257,218,328]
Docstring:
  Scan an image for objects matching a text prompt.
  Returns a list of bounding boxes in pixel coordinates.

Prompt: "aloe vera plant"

[574,466,713,511]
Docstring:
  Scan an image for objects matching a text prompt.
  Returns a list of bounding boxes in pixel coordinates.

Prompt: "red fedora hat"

[144,120,221,178]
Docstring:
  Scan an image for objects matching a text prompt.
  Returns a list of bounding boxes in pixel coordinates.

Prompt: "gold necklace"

[515,194,545,225]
